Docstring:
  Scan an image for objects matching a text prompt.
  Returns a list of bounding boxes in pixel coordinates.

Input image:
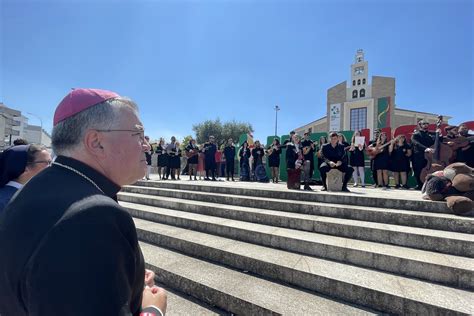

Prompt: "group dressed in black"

[144,120,473,192]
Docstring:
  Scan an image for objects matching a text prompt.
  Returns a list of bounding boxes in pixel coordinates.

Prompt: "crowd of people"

[0,87,472,315]
[143,120,473,193]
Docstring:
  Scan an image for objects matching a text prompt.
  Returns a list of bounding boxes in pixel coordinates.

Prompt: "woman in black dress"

[251,140,265,177]
[316,136,328,170]
[389,135,412,189]
[349,130,366,187]
[155,138,167,180]
[373,132,390,188]
[239,141,251,181]
[266,138,282,183]
[166,136,180,180]
[185,138,199,180]
[338,133,350,165]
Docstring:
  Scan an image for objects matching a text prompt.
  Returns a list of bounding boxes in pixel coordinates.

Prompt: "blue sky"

[1,0,473,143]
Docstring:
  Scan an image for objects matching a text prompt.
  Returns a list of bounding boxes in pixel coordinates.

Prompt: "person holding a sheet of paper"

[349,131,366,187]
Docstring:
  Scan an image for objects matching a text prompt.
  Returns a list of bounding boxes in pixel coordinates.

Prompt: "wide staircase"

[118,180,474,315]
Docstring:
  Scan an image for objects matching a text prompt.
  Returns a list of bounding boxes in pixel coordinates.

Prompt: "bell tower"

[350,49,369,99]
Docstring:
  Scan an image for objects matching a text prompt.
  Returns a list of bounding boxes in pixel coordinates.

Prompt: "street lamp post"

[274,105,280,136]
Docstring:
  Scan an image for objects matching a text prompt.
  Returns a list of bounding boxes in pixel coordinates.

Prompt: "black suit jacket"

[0,156,145,315]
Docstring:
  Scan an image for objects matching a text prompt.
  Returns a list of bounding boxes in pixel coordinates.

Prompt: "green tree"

[192,119,253,148]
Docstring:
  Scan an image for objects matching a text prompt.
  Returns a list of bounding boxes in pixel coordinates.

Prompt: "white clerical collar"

[5,181,23,190]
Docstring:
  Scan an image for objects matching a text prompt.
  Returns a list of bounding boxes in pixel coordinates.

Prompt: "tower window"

[352,90,358,98]
[360,89,366,97]
[350,107,367,131]
[353,80,356,86]
[357,79,361,85]
[362,78,366,84]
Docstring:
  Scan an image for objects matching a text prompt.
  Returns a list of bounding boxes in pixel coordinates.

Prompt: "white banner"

[329,103,341,132]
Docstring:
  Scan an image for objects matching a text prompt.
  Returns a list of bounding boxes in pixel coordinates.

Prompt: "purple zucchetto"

[53,88,120,126]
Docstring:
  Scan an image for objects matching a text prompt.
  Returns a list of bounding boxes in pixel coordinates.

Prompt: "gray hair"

[52,97,138,155]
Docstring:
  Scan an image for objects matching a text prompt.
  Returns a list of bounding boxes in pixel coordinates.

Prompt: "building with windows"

[1,103,51,150]
[295,49,449,136]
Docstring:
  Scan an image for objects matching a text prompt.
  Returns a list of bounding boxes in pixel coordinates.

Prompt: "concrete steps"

[133,180,452,214]
[162,286,225,315]
[119,181,474,314]
[122,185,474,234]
[140,241,376,315]
[136,220,474,315]
[119,192,474,258]
[122,201,474,290]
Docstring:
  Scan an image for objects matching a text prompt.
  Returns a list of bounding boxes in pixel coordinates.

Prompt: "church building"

[295,49,449,136]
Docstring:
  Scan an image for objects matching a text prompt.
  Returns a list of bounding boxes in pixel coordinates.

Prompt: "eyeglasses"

[95,125,146,144]
[29,160,52,166]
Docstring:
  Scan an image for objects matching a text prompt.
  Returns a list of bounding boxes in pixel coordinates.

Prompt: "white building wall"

[0,116,5,149]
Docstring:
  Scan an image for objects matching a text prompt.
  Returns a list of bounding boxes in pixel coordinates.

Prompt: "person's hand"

[142,286,167,314]
[329,161,336,168]
[144,269,155,287]
[425,148,434,153]
[336,161,342,167]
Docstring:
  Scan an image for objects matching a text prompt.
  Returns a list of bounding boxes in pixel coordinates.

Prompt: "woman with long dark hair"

[389,134,412,189]
[373,132,390,188]
[239,141,251,181]
[317,135,328,170]
[267,138,282,183]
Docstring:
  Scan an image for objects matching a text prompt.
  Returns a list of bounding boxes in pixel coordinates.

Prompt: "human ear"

[83,130,106,158]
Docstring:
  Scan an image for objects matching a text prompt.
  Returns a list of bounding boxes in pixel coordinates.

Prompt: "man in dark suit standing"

[203,135,217,181]
[0,88,167,316]
[411,120,437,190]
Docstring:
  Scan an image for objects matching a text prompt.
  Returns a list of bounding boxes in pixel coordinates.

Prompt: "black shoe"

[204,177,210,181]
[194,177,197,181]
[212,178,217,181]
[394,184,400,189]
[403,184,409,189]
[232,178,235,181]
[342,186,351,192]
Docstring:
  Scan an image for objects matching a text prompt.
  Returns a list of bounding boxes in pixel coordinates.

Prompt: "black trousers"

[412,153,427,189]
[319,163,354,188]
[370,158,377,185]
[205,168,216,179]
[226,160,234,178]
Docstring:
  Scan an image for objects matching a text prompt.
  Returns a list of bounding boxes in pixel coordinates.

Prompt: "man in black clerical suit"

[224,138,236,181]
[411,119,438,190]
[319,132,354,192]
[203,135,218,181]
[0,88,166,316]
